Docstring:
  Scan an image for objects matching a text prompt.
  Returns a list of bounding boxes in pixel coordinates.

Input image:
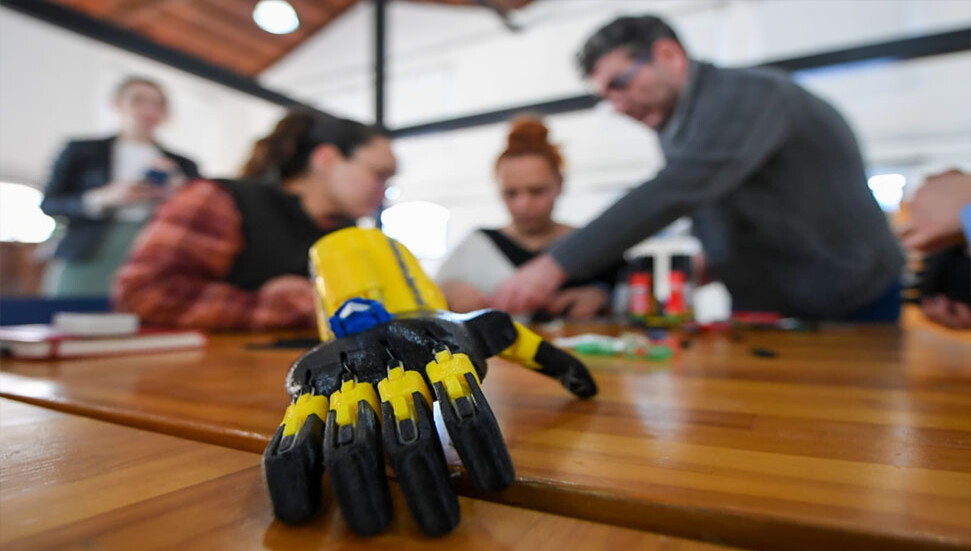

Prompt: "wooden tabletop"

[1,310,969,550]
[0,399,731,551]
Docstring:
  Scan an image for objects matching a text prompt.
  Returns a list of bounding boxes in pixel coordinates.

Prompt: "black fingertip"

[534,341,599,398]
[324,405,393,536]
[382,394,461,537]
[263,416,326,524]
[436,376,515,494]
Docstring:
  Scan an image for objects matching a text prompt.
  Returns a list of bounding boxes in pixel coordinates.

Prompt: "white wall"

[0,7,284,188]
[263,0,971,125]
[260,0,971,272]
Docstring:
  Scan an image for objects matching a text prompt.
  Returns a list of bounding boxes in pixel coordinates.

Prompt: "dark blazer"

[40,136,199,261]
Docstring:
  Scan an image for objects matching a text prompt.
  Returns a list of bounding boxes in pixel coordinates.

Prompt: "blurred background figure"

[437,116,621,319]
[901,170,971,329]
[492,15,904,323]
[114,111,395,330]
[39,76,198,297]
[2,0,968,331]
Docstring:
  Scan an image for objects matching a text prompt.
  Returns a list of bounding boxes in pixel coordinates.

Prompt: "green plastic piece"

[572,342,617,356]
[647,345,673,361]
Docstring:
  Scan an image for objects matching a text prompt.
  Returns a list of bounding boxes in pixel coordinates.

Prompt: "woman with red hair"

[438,116,621,319]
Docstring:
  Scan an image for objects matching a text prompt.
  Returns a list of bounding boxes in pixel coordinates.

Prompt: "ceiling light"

[253,0,300,35]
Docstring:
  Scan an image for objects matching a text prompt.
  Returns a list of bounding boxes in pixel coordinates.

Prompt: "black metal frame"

[391,27,971,138]
[761,27,970,72]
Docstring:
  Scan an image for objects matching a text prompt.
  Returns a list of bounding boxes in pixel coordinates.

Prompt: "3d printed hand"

[263,306,596,536]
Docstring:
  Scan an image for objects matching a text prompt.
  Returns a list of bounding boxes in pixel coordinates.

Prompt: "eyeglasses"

[604,58,649,93]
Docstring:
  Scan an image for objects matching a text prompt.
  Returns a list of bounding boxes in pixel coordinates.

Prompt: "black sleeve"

[563,255,625,292]
[176,156,201,180]
[39,141,97,219]
[587,256,627,290]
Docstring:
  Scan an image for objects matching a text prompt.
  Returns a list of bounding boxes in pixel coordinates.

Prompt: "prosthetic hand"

[263,228,597,537]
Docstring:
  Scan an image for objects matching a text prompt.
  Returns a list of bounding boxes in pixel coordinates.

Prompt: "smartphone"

[144,168,170,186]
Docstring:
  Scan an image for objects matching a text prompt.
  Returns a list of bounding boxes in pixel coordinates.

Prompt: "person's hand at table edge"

[546,286,609,320]
[922,295,971,330]
[900,170,971,253]
[490,253,568,314]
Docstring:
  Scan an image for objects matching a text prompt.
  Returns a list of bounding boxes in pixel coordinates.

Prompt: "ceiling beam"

[0,0,332,117]
[392,27,971,138]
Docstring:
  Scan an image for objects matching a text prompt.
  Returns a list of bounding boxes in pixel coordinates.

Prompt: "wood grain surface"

[2,310,968,550]
[0,399,731,551]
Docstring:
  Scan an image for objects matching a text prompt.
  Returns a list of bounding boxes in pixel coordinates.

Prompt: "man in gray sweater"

[492,15,903,321]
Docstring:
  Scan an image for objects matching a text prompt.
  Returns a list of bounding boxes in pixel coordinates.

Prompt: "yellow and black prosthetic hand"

[263,228,597,537]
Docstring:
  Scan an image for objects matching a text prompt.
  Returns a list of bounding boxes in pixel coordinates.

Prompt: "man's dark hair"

[577,15,682,76]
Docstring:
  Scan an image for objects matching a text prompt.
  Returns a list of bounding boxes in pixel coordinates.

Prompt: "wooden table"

[2,311,969,550]
[0,399,731,551]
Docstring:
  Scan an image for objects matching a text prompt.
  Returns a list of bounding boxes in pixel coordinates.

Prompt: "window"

[0,182,56,243]
[867,173,906,212]
[380,201,449,260]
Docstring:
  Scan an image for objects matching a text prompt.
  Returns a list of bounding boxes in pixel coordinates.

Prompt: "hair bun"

[497,115,564,176]
[506,116,550,150]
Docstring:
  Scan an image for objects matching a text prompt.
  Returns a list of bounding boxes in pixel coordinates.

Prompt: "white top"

[112,140,162,221]
[82,140,164,221]
[435,230,516,296]
[113,140,162,183]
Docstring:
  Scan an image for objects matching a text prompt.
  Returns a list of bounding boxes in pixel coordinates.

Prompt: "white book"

[52,312,140,336]
[0,325,206,360]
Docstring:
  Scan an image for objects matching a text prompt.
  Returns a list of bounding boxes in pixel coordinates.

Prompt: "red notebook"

[0,324,206,360]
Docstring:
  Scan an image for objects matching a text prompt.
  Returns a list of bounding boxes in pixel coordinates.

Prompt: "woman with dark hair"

[114,111,395,330]
[437,116,620,319]
[41,77,199,296]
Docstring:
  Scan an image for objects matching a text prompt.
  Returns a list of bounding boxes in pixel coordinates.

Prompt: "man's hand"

[901,170,971,253]
[546,286,609,320]
[490,254,568,314]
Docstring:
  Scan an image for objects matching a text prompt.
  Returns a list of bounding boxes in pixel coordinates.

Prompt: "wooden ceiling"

[46,0,533,77]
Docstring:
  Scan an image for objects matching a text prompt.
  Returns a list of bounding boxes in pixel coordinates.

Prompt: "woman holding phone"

[40,76,198,296]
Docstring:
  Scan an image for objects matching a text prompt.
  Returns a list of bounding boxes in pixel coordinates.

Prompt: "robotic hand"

[263,228,597,537]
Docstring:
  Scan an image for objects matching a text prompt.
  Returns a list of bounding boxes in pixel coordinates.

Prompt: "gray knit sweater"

[550,61,903,319]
